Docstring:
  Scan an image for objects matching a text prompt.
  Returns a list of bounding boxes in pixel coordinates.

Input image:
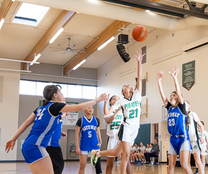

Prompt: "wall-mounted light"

[30,53,41,65]
[49,27,64,44]
[73,59,86,70]
[0,18,5,30]
[97,36,115,50]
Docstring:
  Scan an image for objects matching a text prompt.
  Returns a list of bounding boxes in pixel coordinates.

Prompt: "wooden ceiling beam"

[23,10,76,70]
[0,0,13,19]
[64,20,129,75]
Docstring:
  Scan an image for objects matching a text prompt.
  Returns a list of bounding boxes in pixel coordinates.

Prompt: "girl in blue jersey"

[5,85,108,174]
[157,67,192,174]
[75,106,102,174]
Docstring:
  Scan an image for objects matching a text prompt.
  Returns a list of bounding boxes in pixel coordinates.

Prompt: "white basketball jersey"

[105,110,123,137]
[112,89,141,128]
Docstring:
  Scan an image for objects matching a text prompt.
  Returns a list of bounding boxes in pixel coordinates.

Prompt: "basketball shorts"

[200,143,208,155]
[22,142,49,164]
[191,141,201,154]
[168,136,192,155]
[106,136,120,157]
[118,123,138,146]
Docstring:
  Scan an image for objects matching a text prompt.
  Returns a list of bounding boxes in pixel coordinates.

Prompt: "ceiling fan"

[50,37,86,54]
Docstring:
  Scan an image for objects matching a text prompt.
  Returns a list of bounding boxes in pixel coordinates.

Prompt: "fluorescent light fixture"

[49,27,64,44]
[145,10,150,13]
[88,0,99,3]
[97,36,115,50]
[0,18,5,29]
[73,59,86,70]
[12,0,15,1]
[76,11,80,13]
[30,53,41,66]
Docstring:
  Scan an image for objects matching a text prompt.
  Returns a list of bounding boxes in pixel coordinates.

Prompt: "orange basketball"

[132,25,148,42]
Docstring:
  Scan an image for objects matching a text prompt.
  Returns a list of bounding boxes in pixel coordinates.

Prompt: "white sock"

[96,151,100,157]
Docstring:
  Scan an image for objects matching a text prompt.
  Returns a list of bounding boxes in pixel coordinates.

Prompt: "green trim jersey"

[112,89,141,128]
[187,111,200,141]
[104,110,123,137]
[198,130,208,147]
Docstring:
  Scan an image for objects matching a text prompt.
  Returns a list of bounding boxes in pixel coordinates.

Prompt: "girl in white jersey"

[5,85,108,174]
[91,49,144,174]
[104,95,132,174]
[198,121,208,173]
[185,101,204,174]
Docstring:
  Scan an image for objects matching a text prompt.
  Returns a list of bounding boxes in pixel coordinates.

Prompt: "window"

[83,86,97,99]
[13,3,50,26]
[67,85,82,99]
[19,80,36,95]
[19,80,96,99]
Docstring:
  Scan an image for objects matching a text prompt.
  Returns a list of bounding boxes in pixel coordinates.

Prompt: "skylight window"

[12,3,50,26]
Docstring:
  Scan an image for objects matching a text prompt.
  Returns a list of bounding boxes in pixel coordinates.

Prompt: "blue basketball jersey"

[25,102,62,148]
[48,115,63,147]
[167,103,189,140]
[80,116,99,151]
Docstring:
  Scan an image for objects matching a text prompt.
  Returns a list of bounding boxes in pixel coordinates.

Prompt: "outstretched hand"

[134,49,145,62]
[96,93,109,103]
[168,67,180,78]
[156,71,164,81]
[5,139,15,153]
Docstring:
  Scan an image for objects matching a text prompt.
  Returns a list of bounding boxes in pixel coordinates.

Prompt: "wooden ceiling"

[1,0,187,74]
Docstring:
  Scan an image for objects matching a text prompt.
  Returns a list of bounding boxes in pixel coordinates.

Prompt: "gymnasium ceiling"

[0,0,207,75]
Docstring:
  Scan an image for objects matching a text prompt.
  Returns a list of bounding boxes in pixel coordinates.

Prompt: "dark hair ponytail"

[42,85,62,106]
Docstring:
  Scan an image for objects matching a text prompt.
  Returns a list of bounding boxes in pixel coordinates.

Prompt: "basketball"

[132,25,148,42]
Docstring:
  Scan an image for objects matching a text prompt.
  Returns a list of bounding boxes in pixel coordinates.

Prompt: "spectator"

[144,139,159,164]
[130,143,139,163]
[145,144,151,153]
[134,142,146,163]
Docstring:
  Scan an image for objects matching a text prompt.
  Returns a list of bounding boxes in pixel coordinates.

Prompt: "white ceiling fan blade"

[52,49,65,52]
[69,50,78,54]
[63,50,68,54]
[70,45,75,49]
[58,44,67,49]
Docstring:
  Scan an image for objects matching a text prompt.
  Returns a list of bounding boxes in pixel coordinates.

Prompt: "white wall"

[0,61,20,160]
[97,25,208,161]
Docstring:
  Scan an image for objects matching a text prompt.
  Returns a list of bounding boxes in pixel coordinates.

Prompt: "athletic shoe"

[194,170,199,174]
[91,150,99,166]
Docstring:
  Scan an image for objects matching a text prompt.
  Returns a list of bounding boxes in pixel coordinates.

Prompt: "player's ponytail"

[42,85,62,106]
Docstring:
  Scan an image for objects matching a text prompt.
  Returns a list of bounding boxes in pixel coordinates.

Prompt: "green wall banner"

[182,60,195,91]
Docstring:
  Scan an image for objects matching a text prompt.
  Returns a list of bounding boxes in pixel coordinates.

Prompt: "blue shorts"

[22,142,49,164]
[168,136,192,155]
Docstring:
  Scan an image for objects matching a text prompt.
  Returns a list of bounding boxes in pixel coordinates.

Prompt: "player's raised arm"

[5,113,35,153]
[103,95,115,115]
[168,67,183,104]
[156,71,168,107]
[134,49,145,94]
[61,93,108,113]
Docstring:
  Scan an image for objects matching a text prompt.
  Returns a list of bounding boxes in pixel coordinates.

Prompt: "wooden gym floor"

[0,161,207,174]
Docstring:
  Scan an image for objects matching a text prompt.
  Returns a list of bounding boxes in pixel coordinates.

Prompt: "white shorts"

[118,123,138,146]
[201,144,208,156]
[191,141,200,154]
[168,140,191,155]
[107,136,120,150]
